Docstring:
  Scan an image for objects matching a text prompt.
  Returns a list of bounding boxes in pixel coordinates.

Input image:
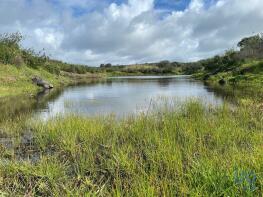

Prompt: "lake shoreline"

[0,63,105,98]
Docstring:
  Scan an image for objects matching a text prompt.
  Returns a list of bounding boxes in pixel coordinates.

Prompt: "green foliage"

[157,60,170,68]
[56,62,99,74]
[103,62,182,76]
[22,49,48,69]
[44,62,61,75]
[184,33,263,79]
[0,32,23,66]
[0,32,97,76]
[238,33,263,51]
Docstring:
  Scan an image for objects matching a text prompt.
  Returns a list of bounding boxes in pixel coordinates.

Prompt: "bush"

[44,63,60,75]
[12,55,24,67]
[22,49,47,69]
[0,32,23,65]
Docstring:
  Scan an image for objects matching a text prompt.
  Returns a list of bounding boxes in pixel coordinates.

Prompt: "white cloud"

[0,0,263,66]
[189,0,204,12]
[34,28,64,50]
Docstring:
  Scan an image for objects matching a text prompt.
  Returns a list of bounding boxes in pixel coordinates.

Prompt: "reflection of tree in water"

[0,78,108,121]
[35,88,63,105]
[203,82,262,104]
[105,79,113,86]
[0,96,35,121]
[204,83,235,97]
[157,78,172,87]
[110,77,174,87]
[0,88,63,121]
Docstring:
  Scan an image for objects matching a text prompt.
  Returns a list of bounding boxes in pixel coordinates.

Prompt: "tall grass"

[0,101,262,196]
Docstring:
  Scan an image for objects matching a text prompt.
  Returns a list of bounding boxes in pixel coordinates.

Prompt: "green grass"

[0,64,103,97]
[0,64,69,97]
[0,100,262,196]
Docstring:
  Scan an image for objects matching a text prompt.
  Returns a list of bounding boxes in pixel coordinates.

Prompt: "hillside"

[188,34,263,86]
[202,60,263,85]
[0,33,102,97]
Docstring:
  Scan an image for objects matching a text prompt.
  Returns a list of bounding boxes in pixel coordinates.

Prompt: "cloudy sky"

[0,0,263,66]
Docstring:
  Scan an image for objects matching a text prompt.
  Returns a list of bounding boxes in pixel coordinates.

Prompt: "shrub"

[22,49,47,69]
[44,63,60,75]
[12,55,24,67]
[0,32,23,65]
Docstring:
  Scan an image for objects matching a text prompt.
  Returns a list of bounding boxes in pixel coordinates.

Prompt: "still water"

[1,75,235,120]
[34,75,225,119]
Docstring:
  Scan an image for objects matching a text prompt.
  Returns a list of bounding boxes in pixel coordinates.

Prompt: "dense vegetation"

[99,61,182,76]
[184,34,263,85]
[0,99,262,196]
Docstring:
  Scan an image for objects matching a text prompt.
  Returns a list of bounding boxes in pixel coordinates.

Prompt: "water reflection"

[0,88,62,121]
[37,76,225,119]
[1,75,254,121]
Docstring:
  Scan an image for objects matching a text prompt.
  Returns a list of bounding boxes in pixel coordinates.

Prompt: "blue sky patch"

[154,0,191,11]
[44,0,219,18]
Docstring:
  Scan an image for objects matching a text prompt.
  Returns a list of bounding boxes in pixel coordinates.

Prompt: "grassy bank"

[180,34,263,86]
[0,100,262,196]
[0,63,103,97]
[0,33,104,97]
[193,59,263,87]
[0,63,67,97]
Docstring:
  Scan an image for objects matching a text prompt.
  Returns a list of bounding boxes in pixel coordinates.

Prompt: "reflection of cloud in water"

[36,76,225,120]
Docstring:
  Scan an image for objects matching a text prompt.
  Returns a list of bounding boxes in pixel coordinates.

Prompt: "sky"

[0,0,263,66]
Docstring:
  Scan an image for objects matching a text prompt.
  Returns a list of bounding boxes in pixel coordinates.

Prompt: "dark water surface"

[0,76,238,120]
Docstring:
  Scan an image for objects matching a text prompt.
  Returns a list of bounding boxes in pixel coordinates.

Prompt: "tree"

[100,63,112,68]
[0,32,23,65]
[157,60,170,68]
[237,34,263,58]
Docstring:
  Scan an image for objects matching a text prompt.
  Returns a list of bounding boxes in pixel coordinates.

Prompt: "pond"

[0,75,240,161]
[37,75,226,119]
[1,75,236,120]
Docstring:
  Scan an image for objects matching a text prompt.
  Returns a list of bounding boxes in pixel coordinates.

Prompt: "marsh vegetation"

[0,98,262,196]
